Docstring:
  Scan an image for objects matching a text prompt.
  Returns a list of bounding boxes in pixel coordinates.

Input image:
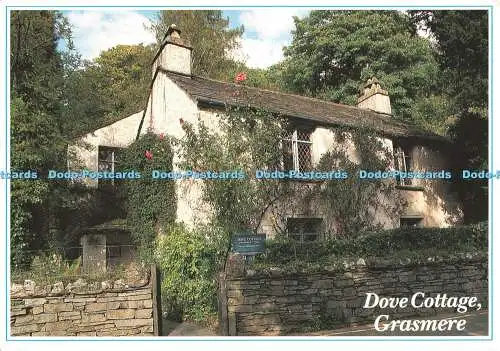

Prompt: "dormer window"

[393,140,412,186]
[281,128,312,172]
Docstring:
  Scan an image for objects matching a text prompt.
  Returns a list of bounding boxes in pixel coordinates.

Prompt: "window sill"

[396,185,424,192]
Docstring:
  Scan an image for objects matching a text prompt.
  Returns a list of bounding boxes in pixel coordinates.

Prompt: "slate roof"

[161,68,448,143]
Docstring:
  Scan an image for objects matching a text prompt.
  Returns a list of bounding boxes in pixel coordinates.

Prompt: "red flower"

[145,150,153,160]
[235,72,247,83]
[159,133,165,140]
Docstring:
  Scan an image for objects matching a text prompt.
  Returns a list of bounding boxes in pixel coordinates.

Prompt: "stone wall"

[10,274,155,337]
[220,253,488,336]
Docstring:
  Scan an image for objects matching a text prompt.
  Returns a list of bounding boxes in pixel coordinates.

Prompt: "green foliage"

[64,44,155,137]
[255,222,487,267]
[120,132,176,256]
[281,11,440,125]
[10,11,73,267]
[10,253,81,284]
[410,94,454,135]
[219,65,284,91]
[154,224,223,322]
[31,254,81,280]
[11,11,67,108]
[10,200,36,268]
[409,10,488,112]
[149,10,244,80]
[448,109,489,223]
[409,10,489,222]
[10,252,141,284]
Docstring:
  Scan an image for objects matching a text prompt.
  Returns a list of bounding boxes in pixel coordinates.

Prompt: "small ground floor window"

[287,217,323,242]
[400,216,423,228]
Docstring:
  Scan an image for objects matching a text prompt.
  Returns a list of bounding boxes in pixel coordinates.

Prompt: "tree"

[63,44,155,138]
[149,10,244,80]
[10,11,71,266]
[409,10,488,112]
[280,11,441,126]
[409,10,489,223]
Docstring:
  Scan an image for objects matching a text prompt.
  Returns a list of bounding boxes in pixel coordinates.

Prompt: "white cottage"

[70,24,463,254]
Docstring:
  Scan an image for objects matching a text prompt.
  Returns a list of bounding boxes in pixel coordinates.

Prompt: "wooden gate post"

[151,264,163,336]
[217,272,229,335]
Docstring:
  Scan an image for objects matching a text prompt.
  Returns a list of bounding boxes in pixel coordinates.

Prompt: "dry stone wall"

[220,253,488,336]
[10,275,154,336]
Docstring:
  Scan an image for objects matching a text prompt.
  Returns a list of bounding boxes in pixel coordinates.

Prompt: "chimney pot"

[357,77,392,115]
[166,24,181,39]
[152,24,192,76]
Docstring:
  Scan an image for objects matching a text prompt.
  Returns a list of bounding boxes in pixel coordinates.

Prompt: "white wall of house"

[257,128,462,238]
[68,111,145,188]
[145,73,216,227]
[70,99,462,236]
[258,129,397,238]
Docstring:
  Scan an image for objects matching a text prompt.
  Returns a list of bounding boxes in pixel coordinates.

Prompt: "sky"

[64,9,309,69]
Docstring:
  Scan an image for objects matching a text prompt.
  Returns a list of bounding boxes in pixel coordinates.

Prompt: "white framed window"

[98,146,122,187]
[287,218,323,242]
[393,141,412,186]
[281,129,312,172]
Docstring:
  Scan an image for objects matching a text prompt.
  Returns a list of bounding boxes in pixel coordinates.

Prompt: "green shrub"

[254,222,488,266]
[154,224,225,322]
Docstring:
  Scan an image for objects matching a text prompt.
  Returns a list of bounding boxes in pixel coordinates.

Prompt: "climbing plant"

[310,128,405,237]
[120,132,176,258]
[179,104,403,239]
[178,104,292,234]
[154,223,223,322]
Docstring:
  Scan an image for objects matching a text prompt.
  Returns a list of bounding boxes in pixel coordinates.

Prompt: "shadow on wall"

[424,179,464,227]
[418,145,464,226]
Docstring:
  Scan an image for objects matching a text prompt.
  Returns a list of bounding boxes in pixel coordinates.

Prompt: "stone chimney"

[357,77,392,115]
[152,24,192,76]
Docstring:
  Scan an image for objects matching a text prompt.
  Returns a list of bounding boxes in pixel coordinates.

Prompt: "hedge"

[254,222,487,266]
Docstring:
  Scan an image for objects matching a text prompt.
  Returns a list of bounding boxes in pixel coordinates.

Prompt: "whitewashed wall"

[258,129,462,238]
[144,73,215,227]
[68,111,145,188]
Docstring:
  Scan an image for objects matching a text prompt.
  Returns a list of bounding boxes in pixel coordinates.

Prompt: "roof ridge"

[161,69,448,143]
[166,70,390,117]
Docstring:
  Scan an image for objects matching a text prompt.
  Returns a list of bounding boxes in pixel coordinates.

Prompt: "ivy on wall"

[310,128,406,237]
[179,105,291,234]
[180,104,406,239]
[120,132,176,258]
